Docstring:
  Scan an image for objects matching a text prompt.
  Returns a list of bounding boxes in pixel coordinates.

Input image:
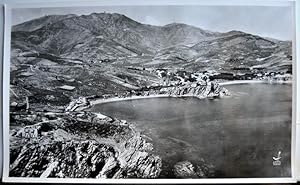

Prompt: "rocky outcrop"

[173,160,215,178]
[160,81,230,98]
[9,112,161,178]
[65,97,91,112]
[173,161,197,178]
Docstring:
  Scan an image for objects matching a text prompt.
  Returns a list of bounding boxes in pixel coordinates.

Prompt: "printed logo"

[272,151,281,166]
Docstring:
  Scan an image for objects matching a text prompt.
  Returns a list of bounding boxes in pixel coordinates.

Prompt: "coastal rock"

[117,135,161,178]
[65,97,90,112]
[208,82,231,97]
[173,161,197,178]
[160,81,229,98]
[219,87,231,97]
[173,160,215,178]
[9,112,162,179]
[9,140,119,178]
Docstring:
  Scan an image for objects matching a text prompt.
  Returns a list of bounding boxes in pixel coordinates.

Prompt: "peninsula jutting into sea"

[8,11,292,178]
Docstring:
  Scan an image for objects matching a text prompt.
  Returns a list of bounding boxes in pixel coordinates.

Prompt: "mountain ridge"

[11,12,292,73]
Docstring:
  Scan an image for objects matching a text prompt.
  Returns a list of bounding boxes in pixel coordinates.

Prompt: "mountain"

[10,13,292,110]
[11,13,218,59]
[11,12,291,72]
[12,14,77,32]
[147,30,291,73]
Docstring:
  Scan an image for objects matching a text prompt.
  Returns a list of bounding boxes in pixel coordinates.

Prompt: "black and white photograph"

[3,1,296,182]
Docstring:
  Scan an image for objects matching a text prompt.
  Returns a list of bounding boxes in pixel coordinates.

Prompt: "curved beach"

[219,80,292,86]
[219,80,265,86]
[90,94,170,105]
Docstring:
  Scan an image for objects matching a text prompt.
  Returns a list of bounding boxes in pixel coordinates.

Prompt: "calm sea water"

[89,84,292,178]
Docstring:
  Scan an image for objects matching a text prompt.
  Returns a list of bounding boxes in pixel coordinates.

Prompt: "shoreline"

[219,80,265,86]
[90,94,170,105]
[219,80,292,86]
[89,94,208,105]
[89,80,291,106]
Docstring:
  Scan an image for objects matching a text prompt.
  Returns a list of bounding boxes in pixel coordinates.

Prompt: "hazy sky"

[11,5,293,40]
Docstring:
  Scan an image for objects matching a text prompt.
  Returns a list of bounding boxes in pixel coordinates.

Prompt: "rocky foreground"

[9,112,161,178]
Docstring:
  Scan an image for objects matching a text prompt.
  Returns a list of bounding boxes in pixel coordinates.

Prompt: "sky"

[11,5,293,41]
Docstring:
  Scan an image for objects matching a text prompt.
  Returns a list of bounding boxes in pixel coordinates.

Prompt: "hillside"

[10,12,292,110]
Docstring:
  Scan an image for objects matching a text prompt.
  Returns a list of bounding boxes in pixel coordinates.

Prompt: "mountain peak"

[87,12,123,17]
[224,30,246,36]
[164,22,193,28]
[83,12,131,21]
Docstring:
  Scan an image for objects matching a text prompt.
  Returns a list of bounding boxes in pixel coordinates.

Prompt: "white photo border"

[2,0,299,183]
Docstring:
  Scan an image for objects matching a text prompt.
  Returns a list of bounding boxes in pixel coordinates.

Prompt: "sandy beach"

[219,80,266,86]
[219,80,292,86]
[89,94,210,105]
[90,94,170,105]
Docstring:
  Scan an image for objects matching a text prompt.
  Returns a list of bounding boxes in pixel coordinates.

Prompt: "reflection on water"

[90,84,292,178]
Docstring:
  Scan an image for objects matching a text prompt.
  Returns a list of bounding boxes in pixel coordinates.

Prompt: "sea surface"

[90,83,292,178]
